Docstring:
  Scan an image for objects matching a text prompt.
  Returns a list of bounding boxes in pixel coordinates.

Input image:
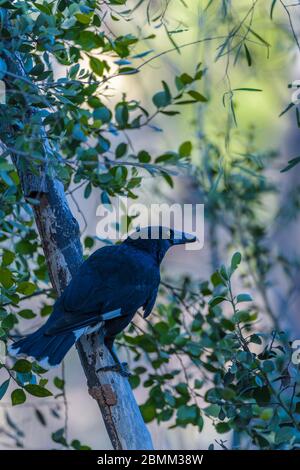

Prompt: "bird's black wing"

[45,245,158,336]
[143,287,159,318]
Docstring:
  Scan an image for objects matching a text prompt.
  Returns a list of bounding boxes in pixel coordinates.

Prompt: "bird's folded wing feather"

[45,246,157,335]
[143,287,159,318]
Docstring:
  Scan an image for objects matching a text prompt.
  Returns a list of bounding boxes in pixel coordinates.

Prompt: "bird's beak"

[172,231,197,245]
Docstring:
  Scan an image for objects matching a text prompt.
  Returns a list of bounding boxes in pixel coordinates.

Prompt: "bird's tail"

[8,326,76,369]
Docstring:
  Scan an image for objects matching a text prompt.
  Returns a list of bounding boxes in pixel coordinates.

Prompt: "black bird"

[9,226,196,376]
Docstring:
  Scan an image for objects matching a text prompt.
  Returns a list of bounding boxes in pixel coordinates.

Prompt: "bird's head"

[123,226,197,263]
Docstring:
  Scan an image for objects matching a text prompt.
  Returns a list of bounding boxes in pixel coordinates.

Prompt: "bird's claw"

[97,362,131,377]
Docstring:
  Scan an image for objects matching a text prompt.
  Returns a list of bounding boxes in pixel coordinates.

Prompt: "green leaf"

[41,305,52,317]
[16,240,35,255]
[138,150,151,163]
[179,141,192,157]
[279,102,295,117]
[187,90,208,102]
[71,439,91,450]
[260,408,273,421]
[281,156,300,173]
[232,88,262,93]
[12,359,32,373]
[175,383,189,396]
[116,143,128,159]
[152,83,172,108]
[0,379,10,400]
[244,43,252,66]
[2,250,15,266]
[155,152,177,163]
[270,0,277,19]
[249,334,262,345]
[52,428,67,446]
[176,405,199,425]
[61,16,77,29]
[35,408,47,426]
[220,387,236,400]
[0,267,14,289]
[164,391,176,407]
[204,404,221,418]
[140,402,156,423]
[54,377,64,390]
[152,92,168,108]
[17,309,36,320]
[77,31,104,51]
[221,319,235,331]
[129,375,140,389]
[1,313,16,330]
[220,265,229,280]
[34,2,52,14]
[275,427,295,445]
[248,28,270,47]
[17,281,36,295]
[209,296,227,307]
[211,271,227,287]
[230,99,237,126]
[84,182,92,199]
[176,73,193,89]
[216,422,231,433]
[75,13,93,25]
[25,384,52,397]
[234,310,252,323]
[230,252,242,272]
[32,363,48,375]
[72,124,86,142]
[236,293,253,303]
[93,106,112,123]
[118,67,139,75]
[161,171,174,188]
[115,103,129,127]
[175,99,203,105]
[186,342,202,357]
[162,81,171,101]
[84,237,94,249]
[89,57,104,77]
[11,388,26,406]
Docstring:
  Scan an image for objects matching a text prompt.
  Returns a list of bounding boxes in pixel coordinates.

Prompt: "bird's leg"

[97,336,131,377]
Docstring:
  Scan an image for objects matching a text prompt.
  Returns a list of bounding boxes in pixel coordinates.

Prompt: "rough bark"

[1,10,153,451]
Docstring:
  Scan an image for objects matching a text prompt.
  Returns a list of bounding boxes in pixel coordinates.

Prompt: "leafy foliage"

[0,0,299,451]
[0,0,207,449]
[124,253,300,449]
